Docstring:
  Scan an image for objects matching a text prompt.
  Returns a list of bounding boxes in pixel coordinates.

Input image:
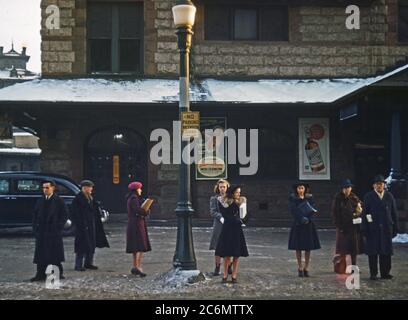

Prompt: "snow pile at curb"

[155,268,207,288]
[392,234,408,244]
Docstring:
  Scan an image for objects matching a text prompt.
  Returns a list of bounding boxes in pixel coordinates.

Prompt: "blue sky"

[0,0,41,72]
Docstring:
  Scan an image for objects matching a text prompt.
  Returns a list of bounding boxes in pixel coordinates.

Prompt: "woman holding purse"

[126,181,151,277]
[288,183,321,277]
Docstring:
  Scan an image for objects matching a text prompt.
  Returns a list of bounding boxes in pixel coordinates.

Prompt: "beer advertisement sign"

[299,118,330,180]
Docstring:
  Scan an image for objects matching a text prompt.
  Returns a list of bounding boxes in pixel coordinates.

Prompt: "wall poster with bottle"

[298,118,330,180]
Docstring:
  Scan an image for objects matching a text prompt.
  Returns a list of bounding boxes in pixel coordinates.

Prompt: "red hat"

[128,181,143,190]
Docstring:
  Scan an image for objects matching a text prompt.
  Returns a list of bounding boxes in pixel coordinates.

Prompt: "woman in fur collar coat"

[332,179,364,268]
[215,185,249,283]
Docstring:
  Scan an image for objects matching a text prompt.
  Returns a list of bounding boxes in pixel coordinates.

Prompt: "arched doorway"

[85,127,147,213]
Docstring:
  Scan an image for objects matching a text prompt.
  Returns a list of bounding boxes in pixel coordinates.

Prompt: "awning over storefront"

[0,63,406,105]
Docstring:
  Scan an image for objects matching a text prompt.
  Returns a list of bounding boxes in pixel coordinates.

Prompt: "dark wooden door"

[85,128,147,213]
[354,146,389,198]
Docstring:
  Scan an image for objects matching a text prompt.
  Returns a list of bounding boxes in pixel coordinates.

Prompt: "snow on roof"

[0,147,41,155]
[0,78,181,103]
[0,64,406,104]
[202,63,408,103]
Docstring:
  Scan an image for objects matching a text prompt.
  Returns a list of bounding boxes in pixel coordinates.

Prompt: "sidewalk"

[0,221,407,299]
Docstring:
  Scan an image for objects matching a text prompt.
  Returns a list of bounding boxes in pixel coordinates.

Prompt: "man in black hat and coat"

[71,180,109,271]
[361,175,399,280]
[31,179,68,281]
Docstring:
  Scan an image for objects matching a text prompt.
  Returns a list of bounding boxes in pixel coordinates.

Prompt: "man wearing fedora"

[71,180,109,271]
[361,175,399,280]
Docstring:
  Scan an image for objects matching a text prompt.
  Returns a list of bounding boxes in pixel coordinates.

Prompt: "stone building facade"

[40,0,408,78]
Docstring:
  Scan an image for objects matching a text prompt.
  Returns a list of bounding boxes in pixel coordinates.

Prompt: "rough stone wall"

[41,0,408,78]
[157,0,408,78]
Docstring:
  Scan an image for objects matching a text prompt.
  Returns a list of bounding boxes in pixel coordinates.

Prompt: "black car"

[0,171,109,229]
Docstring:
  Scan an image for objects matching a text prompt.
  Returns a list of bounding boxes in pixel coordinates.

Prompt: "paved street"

[0,220,407,300]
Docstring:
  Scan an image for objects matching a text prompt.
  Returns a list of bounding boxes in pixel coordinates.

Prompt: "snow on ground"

[392,233,408,244]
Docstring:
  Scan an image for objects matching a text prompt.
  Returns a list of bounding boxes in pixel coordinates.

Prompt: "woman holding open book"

[215,185,249,283]
[288,183,321,278]
[126,181,152,277]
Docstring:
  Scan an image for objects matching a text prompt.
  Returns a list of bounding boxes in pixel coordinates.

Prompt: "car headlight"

[64,219,72,229]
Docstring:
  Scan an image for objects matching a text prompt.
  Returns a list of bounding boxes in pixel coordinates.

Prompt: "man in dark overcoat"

[361,175,399,280]
[71,180,109,271]
[31,179,68,282]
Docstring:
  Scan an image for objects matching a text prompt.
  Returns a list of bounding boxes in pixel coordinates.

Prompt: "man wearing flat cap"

[71,180,109,271]
[361,175,399,280]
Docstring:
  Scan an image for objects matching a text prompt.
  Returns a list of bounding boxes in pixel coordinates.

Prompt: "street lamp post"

[172,0,197,270]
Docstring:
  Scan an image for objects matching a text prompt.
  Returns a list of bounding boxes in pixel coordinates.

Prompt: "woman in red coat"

[126,181,151,277]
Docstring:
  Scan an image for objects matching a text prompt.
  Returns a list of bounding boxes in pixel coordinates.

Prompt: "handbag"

[298,200,318,218]
[333,255,347,274]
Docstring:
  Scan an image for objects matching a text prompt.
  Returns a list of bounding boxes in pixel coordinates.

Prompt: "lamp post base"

[173,204,197,270]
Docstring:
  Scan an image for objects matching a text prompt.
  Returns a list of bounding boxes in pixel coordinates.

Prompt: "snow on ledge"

[0,147,41,155]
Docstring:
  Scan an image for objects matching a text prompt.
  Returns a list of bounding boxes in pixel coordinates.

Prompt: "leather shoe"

[84,265,98,270]
[131,267,146,277]
[370,275,378,280]
[75,267,86,271]
[30,274,46,282]
[381,274,393,280]
[298,269,304,277]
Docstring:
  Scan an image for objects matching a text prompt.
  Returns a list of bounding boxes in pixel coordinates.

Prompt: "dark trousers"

[368,255,391,277]
[75,252,94,268]
[36,263,63,278]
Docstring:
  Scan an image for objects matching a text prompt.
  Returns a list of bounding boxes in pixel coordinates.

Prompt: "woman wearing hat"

[288,183,321,277]
[126,181,151,277]
[215,185,249,283]
[209,179,232,276]
[332,179,364,272]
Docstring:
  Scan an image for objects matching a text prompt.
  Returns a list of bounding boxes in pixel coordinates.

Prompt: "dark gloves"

[301,217,310,224]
